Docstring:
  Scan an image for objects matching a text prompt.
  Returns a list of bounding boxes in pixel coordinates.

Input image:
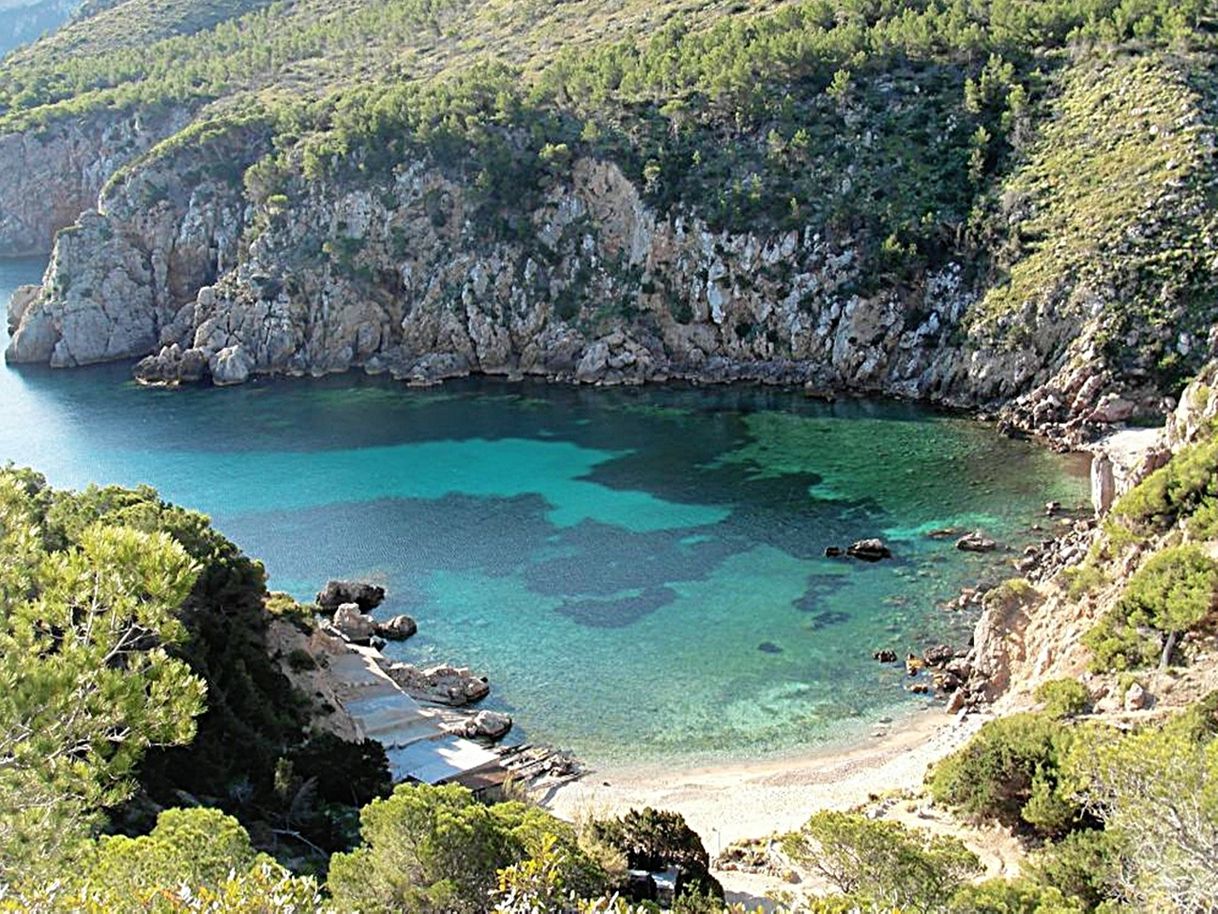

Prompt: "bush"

[927,713,1080,838]
[1028,829,1117,910]
[1034,679,1090,719]
[783,811,981,911]
[592,808,722,902]
[1084,543,1218,671]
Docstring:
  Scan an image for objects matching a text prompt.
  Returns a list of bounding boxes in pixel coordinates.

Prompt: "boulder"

[443,709,513,741]
[375,614,418,641]
[846,538,892,562]
[824,545,844,558]
[956,531,997,553]
[331,603,375,643]
[1124,682,1148,712]
[316,580,386,611]
[872,649,898,663]
[1091,453,1116,516]
[922,644,955,667]
[1089,393,1136,424]
[209,344,253,386]
[382,662,491,706]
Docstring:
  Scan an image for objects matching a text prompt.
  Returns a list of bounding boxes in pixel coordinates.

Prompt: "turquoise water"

[0,258,1089,766]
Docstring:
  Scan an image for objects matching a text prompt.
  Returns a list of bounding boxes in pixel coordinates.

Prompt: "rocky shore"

[1,136,1186,450]
[270,579,581,791]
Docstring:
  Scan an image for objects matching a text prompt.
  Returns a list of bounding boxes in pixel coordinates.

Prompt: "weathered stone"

[375,614,418,641]
[956,531,997,553]
[331,603,375,643]
[1091,453,1116,516]
[1124,682,1148,711]
[316,580,386,611]
[847,538,892,562]
[210,344,253,386]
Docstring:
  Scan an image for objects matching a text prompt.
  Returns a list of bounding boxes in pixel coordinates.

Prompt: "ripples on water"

[0,258,1089,765]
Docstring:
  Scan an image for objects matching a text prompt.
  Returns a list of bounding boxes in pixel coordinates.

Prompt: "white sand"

[539,707,993,904]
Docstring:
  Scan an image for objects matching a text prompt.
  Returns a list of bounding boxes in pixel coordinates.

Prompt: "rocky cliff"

[3,145,1174,442]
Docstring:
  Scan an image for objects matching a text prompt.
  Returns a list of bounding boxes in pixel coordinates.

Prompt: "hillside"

[0,0,80,57]
[0,0,1212,446]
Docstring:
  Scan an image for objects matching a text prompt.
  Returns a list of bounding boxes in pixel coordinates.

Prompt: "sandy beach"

[540,707,1001,904]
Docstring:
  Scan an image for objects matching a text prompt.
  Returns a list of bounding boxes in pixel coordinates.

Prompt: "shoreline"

[541,703,986,850]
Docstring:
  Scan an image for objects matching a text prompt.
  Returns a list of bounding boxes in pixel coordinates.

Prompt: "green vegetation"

[1035,678,1091,719]
[928,712,1081,838]
[783,811,982,911]
[929,695,1218,912]
[2,0,1215,329]
[1084,543,1218,671]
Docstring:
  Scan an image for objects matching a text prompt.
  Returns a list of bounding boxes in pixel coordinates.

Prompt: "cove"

[0,258,1089,766]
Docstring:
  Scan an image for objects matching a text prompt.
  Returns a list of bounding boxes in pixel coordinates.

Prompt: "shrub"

[592,808,722,902]
[927,713,1080,838]
[1084,543,1218,671]
[287,647,318,672]
[783,811,981,911]
[1028,829,1117,910]
[1034,679,1090,719]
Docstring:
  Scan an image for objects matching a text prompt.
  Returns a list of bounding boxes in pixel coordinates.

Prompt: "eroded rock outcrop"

[6,150,1169,432]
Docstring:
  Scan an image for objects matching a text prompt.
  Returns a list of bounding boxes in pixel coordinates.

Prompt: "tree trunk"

[1160,629,1180,671]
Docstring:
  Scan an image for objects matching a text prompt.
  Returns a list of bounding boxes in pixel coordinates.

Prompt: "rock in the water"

[956,531,997,553]
[443,709,513,741]
[847,538,892,562]
[316,580,386,611]
[873,649,898,663]
[209,344,253,386]
[382,662,491,706]
[331,603,375,643]
[823,545,844,558]
[375,614,418,641]
[757,641,783,654]
[1091,452,1116,516]
[905,654,926,676]
[922,644,955,667]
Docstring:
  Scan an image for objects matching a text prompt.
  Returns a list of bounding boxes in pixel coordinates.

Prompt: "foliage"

[1084,543,1218,671]
[328,784,607,914]
[0,471,206,882]
[927,713,1081,837]
[1027,829,1118,910]
[1067,709,1218,912]
[1034,679,1090,720]
[946,878,1085,913]
[0,807,329,912]
[591,807,722,901]
[782,811,982,912]
[1110,429,1218,536]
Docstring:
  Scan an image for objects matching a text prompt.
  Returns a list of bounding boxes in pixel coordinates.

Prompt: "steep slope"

[0,0,79,58]
[1,0,1215,442]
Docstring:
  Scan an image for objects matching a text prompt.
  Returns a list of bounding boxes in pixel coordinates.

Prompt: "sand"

[539,707,996,905]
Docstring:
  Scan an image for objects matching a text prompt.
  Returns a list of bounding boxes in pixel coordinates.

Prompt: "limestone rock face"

[0,106,189,255]
[5,145,1179,434]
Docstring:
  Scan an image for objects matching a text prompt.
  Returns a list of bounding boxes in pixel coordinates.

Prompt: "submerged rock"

[757,641,783,654]
[955,531,997,553]
[846,538,892,562]
[317,580,386,611]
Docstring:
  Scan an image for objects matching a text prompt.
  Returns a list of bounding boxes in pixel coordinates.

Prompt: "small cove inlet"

[0,257,1089,767]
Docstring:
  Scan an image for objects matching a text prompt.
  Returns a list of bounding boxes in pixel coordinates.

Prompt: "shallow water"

[0,257,1088,765]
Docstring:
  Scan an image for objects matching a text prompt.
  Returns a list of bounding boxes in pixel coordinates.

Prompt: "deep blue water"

[0,257,1088,765]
